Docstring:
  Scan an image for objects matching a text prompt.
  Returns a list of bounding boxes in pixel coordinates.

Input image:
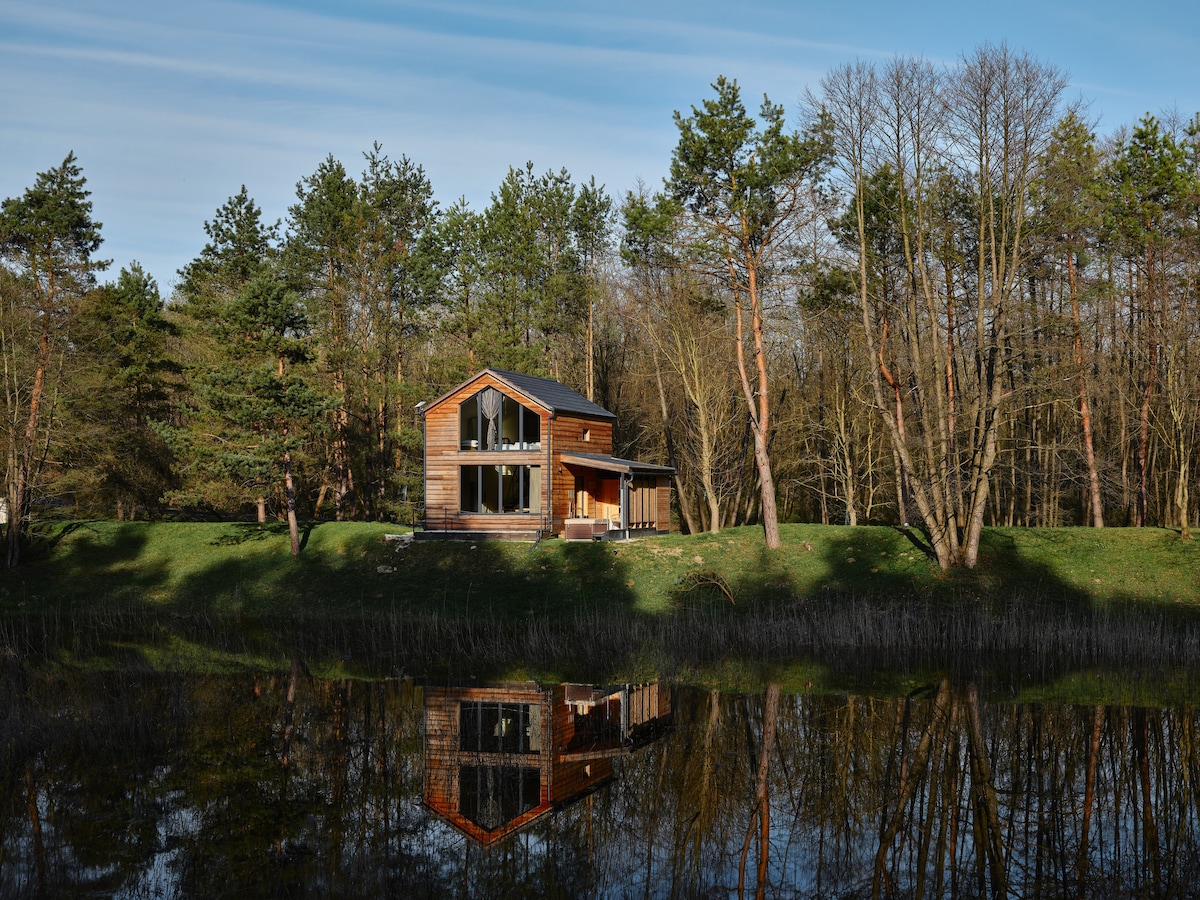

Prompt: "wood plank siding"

[420,371,557,534]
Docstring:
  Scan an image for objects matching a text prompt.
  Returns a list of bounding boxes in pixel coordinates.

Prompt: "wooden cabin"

[416,368,672,541]
[421,681,671,847]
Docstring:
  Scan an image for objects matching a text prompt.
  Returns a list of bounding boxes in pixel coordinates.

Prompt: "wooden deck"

[412,529,547,543]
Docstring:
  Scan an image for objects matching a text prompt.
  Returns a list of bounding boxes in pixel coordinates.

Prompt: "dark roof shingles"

[492,369,615,419]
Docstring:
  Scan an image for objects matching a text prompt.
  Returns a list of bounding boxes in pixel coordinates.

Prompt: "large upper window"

[460,388,541,451]
[459,765,540,832]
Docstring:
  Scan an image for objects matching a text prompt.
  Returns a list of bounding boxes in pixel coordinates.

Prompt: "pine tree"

[668,77,830,549]
[60,263,179,518]
[0,152,107,564]
[170,275,330,554]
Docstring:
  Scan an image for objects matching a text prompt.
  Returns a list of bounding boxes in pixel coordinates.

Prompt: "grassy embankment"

[3,520,1200,697]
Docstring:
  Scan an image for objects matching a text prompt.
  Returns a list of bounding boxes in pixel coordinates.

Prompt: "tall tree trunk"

[962,388,1002,569]
[283,427,300,556]
[654,356,698,534]
[1134,708,1162,890]
[360,367,376,520]
[586,293,595,401]
[1077,705,1104,898]
[1069,254,1105,527]
[377,396,388,520]
[738,683,780,899]
[280,658,300,767]
[285,456,300,556]
[7,330,48,568]
[1176,456,1192,539]
[330,267,353,521]
[1137,253,1157,526]
[25,764,46,889]
[731,257,780,549]
[333,375,354,521]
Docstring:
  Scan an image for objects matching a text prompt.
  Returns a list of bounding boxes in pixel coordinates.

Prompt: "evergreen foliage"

[0,152,107,564]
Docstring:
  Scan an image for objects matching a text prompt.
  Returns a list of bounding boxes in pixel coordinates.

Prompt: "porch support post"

[620,473,630,535]
[547,412,554,535]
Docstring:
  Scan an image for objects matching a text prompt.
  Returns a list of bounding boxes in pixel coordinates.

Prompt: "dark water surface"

[3,665,1199,898]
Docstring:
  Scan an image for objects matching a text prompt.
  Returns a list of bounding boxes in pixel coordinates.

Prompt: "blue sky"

[3,0,1199,292]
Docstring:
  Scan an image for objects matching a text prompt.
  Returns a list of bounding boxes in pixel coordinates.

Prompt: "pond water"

[3,665,1199,898]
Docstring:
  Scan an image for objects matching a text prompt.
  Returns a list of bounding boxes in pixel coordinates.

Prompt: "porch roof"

[560,452,675,476]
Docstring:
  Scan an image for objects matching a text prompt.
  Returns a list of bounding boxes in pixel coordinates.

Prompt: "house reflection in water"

[422,682,671,846]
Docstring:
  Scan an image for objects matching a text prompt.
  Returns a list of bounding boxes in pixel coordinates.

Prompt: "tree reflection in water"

[3,666,1200,898]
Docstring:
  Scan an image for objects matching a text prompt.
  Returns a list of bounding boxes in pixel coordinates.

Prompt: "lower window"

[460,465,541,514]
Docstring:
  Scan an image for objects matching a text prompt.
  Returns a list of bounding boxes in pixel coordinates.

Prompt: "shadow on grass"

[9,521,1200,698]
[787,525,1105,691]
[131,530,652,681]
[10,521,169,602]
[2,524,644,680]
[37,520,90,552]
[209,523,288,546]
[661,524,1200,698]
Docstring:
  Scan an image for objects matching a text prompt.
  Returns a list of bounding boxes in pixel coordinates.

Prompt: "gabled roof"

[419,368,616,420]
[423,794,557,848]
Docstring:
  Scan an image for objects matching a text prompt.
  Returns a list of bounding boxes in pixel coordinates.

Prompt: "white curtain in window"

[481,388,502,449]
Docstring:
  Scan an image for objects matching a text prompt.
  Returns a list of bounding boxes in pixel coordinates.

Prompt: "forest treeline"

[3,43,1200,568]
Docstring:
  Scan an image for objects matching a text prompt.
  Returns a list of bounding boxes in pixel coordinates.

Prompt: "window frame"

[459,464,541,515]
[459,389,541,451]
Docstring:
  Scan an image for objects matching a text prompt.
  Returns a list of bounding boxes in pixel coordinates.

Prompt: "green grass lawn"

[5,520,1200,699]
[5,520,1200,616]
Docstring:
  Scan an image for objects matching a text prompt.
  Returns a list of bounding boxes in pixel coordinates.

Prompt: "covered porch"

[559,452,673,541]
